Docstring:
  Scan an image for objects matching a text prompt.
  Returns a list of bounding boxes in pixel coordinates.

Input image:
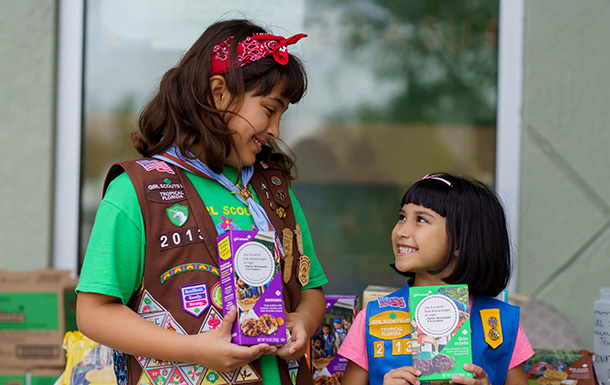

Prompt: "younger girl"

[339,173,534,385]
[76,19,327,385]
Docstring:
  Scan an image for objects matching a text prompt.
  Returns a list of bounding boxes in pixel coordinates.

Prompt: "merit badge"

[298,255,311,287]
[283,255,293,284]
[271,176,282,186]
[275,189,287,201]
[282,228,293,257]
[211,281,222,309]
[180,283,210,317]
[166,204,189,227]
[295,224,304,256]
[276,207,286,219]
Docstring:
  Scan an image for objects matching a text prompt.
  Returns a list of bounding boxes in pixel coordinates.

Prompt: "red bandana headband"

[211,33,307,75]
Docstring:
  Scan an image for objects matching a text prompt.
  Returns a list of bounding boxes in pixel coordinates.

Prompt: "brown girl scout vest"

[103,158,314,385]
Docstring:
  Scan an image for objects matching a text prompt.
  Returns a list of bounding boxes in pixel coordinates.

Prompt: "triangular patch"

[138,290,167,314]
[163,313,187,335]
[146,368,172,385]
[219,369,239,384]
[199,307,223,333]
[138,371,154,385]
[233,364,261,384]
[166,367,188,385]
[177,364,205,385]
[201,369,229,385]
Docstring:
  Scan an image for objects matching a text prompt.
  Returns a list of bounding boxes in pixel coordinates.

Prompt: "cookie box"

[524,349,598,385]
[310,295,358,385]
[217,230,287,345]
[410,284,473,383]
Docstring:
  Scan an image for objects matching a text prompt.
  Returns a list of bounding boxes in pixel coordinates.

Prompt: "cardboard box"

[362,285,399,310]
[0,368,63,385]
[410,285,473,383]
[310,295,358,385]
[0,269,77,368]
[524,349,598,385]
[217,230,287,345]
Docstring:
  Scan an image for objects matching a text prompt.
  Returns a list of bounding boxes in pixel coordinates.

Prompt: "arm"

[505,364,528,385]
[77,292,276,372]
[342,361,370,385]
[275,287,326,360]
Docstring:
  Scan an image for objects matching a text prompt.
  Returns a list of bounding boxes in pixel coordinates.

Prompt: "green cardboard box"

[410,285,473,383]
[0,269,78,368]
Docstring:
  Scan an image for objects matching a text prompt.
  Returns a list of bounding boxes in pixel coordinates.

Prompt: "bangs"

[401,181,450,217]
[243,56,307,104]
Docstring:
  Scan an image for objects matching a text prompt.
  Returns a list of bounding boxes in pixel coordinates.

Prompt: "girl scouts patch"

[211,281,222,309]
[167,204,188,226]
[180,283,209,317]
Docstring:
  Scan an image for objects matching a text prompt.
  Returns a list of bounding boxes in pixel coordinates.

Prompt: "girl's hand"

[450,364,491,385]
[275,311,308,361]
[383,366,422,385]
[194,306,276,372]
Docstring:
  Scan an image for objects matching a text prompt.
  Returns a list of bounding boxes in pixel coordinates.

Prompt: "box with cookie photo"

[310,295,358,385]
[410,284,473,383]
[217,230,287,345]
[524,349,598,385]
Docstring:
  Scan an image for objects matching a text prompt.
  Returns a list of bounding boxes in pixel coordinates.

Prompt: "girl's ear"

[209,75,229,110]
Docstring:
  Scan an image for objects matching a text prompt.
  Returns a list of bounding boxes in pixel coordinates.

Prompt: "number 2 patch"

[158,226,203,250]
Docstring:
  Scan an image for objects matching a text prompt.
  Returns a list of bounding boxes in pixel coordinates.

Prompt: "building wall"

[519,0,610,350]
[0,0,57,269]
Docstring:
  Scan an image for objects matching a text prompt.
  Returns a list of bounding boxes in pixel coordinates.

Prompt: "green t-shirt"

[77,166,327,385]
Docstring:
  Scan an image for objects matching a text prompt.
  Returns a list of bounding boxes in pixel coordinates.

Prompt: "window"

[76,0,501,295]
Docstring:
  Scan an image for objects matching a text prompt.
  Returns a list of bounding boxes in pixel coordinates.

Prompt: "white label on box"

[234,242,275,287]
[414,294,459,337]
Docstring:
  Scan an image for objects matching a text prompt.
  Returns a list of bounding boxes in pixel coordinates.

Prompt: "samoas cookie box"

[217,230,287,345]
[410,284,473,383]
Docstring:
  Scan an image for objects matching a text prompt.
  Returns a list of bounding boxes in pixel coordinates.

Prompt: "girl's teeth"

[399,246,416,254]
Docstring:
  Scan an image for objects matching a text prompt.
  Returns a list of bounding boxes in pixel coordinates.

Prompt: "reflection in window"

[81,0,498,295]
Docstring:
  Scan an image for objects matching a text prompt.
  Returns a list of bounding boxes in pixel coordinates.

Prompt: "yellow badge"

[480,308,503,348]
[368,310,411,340]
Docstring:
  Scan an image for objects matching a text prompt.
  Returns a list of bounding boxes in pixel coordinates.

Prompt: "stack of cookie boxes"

[310,295,358,385]
[217,230,287,345]
[410,285,473,382]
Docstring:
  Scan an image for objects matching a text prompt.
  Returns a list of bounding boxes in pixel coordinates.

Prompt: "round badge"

[487,316,499,327]
[488,328,501,340]
[271,176,282,186]
[211,282,222,309]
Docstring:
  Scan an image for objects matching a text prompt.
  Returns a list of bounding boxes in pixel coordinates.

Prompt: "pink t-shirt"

[339,304,534,372]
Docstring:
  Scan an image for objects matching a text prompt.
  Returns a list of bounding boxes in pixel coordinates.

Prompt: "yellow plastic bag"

[60,331,116,385]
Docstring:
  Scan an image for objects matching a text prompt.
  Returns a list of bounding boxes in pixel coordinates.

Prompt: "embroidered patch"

[167,204,189,227]
[378,296,407,308]
[180,283,210,317]
[271,176,282,186]
[147,178,185,203]
[158,227,203,251]
[160,263,219,284]
[211,281,223,309]
[199,307,223,333]
[136,160,175,174]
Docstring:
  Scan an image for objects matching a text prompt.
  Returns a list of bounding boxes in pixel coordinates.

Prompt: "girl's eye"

[398,214,406,221]
[416,216,427,223]
[265,107,275,116]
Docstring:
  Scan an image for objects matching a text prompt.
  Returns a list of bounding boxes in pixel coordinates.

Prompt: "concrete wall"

[0,0,57,269]
[519,0,610,350]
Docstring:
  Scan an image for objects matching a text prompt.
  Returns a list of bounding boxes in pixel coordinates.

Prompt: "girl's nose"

[267,118,280,138]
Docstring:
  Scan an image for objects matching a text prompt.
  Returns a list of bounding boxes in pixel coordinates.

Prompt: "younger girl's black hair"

[392,173,512,297]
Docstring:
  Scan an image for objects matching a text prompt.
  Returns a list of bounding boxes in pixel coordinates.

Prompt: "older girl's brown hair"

[131,19,307,178]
